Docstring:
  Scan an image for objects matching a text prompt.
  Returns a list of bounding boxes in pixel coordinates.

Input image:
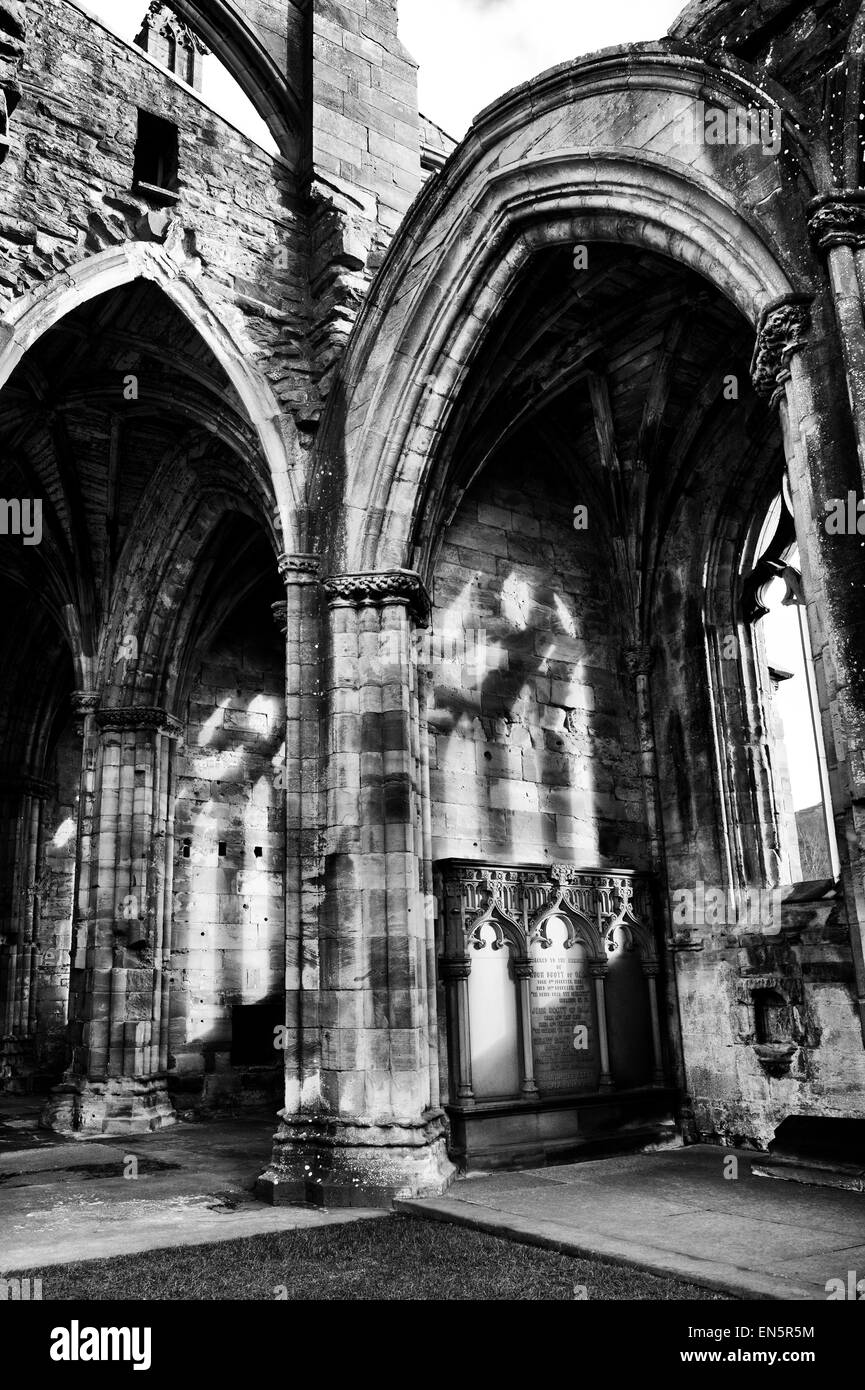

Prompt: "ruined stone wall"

[309,0,422,397]
[0,1,25,160]
[170,600,285,1109]
[233,0,297,73]
[4,0,311,419]
[650,323,865,1149]
[674,907,865,1148]
[428,452,649,869]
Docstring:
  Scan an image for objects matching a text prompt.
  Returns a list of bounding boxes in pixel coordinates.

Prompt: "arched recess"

[314,49,820,577]
[0,242,301,557]
[327,162,801,575]
[169,0,304,159]
[150,505,286,1110]
[0,576,78,1092]
[95,445,282,707]
[0,252,294,1106]
[313,45,865,1159]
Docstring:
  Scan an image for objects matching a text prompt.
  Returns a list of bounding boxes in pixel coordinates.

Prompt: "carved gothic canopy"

[136,2,208,57]
[437,861,658,968]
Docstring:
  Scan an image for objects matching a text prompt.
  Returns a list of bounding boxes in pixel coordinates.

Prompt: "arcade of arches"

[1,0,865,1203]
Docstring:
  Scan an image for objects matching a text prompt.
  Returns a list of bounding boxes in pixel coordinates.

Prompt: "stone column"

[752,292,865,1039]
[416,665,441,1109]
[44,706,181,1135]
[513,959,539,1096]
[258,571,454,1206]
[441,956,473,1102]
[624,645,691,1117]
[643,962,666,1087]
[270,554,321,1119]
[590,964,614,1090]
[808,193,865,487]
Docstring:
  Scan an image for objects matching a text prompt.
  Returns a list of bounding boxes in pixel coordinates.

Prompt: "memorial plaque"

[529,919,600,1093]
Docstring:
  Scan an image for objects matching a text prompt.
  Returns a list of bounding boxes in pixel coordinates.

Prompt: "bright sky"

[400,0,686,137]
[74,0,686,146]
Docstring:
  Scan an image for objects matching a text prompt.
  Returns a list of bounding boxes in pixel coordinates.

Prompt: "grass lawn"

[17,1214,727,1300]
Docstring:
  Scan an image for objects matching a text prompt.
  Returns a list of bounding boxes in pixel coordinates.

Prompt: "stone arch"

[0,242,301,555]
[169,0,303,157]
[466,905,527,962]
[530,907,605,966]
[316,52,820,577]
[96,465,281,711]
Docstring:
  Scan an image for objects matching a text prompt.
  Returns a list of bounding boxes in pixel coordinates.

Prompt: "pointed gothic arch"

[315,48,817,578]
[0,243,301,553]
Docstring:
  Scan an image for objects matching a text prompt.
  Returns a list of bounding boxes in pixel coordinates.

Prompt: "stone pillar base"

[41,1076,176,1138]
[256,1111,456,1209]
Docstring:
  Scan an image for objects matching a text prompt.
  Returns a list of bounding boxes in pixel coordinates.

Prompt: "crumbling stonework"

[0,2,25,163]
[2,0,865,1202]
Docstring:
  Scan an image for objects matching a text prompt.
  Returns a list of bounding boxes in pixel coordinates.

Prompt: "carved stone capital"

[440,957,471,982]
[72,691,101,717]
[624,645,654,678]
[512,960,535,980]
[750,295,813,401]
[278,553,320,586]
[323,570,431,629]
[95,707,183,738]
[808,192,865,254]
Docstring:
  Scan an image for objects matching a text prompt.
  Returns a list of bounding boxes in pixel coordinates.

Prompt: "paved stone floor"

[3,1101,862,1299]
[398,1146,865,1300]
[0,1098,383,1273]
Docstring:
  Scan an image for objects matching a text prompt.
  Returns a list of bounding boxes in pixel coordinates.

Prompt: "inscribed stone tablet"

[529,918,600,1093]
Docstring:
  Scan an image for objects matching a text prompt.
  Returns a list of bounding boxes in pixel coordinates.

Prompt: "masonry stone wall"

[4,0,310,414]
[170,597,285,1109]
[428,451,649,869]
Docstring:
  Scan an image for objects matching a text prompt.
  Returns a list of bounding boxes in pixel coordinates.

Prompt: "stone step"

[752,1154,865,1194]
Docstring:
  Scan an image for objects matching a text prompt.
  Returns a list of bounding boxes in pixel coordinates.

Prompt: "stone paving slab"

[1,1189,386,1275]
[0,1114,386,1274]
[0,1142,135,1177]
[396,1146,865,1301]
